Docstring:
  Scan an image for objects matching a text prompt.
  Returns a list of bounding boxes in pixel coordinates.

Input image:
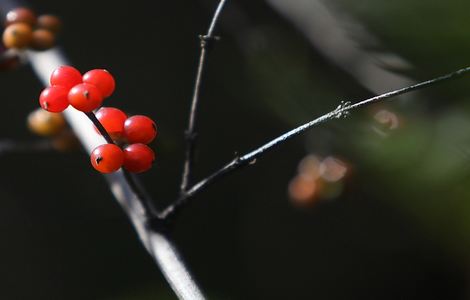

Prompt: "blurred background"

[0,0,468,299]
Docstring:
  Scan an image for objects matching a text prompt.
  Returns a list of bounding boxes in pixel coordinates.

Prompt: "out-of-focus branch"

[27,48,205,300]
[180,0,228,193]
[0,139,53,154]
[161,66,470,219]
[265,0,415,94]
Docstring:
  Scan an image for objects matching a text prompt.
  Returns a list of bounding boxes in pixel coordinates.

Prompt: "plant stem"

[27,48,205,300]
[180,0,228,193]
[161,66,470,219]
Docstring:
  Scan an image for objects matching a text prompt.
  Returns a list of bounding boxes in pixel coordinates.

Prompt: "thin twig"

[85,112,114,144]
[161,66,470,219]
[180,0,228,193]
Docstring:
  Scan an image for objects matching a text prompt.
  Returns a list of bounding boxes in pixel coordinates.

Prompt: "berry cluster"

[288,154,348,207]
[2,7,61,51]
[38,65,157,174]
[39,65,114,113]
[91,108,157,174]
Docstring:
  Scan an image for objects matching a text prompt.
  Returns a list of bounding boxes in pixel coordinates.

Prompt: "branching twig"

[180,0,228,193]
[161,66,470,219]
[9,0,469,297]
[27,49,205,300]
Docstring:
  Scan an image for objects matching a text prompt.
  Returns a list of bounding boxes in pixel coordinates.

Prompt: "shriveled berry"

[68,83,103,112]
[37,14,61,34]
[50,65,82,89]
[0,53,20,71]
[5,7,36,26]
[52,130,79,152]
[2,23,33,49]
[90,144,124,173]
[95,107,127,139]
[123,143,155,173]
[27,108,65,136]
[39,85,69,112]
[31,28,55,50]
[82,69,115,98]
[124,115,157,144]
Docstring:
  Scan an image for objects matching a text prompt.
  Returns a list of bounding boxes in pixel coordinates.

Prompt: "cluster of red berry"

[39,65,114,113]
[38,65,157,174]
[2,7,61,51]
[91,109,157,174]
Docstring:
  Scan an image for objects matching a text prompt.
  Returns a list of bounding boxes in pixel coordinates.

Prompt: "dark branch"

[180,0,228,193]
[161,66,470,219]
[85,112,114,144]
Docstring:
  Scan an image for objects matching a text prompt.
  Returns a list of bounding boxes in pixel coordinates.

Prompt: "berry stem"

[179,0,228,194]
[85,111,158,218]
[85,112,114,144]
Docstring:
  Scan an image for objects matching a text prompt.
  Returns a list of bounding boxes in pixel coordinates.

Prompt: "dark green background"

[0,0,468,299]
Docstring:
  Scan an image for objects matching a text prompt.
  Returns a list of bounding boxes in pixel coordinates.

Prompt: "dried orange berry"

[27,108,66,136]
[5,7,36,26]
[37,14,61,34]
[2,23,33,49]
[31,28,55,50]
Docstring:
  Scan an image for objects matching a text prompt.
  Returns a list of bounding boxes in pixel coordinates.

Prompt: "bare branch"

[180,0,228,193]
[161,66,470,219]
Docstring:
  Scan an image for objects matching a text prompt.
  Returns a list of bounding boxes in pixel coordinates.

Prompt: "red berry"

[124,115,157,144]
[50,66,82,89]
[83,69,115,98]
[39,86,69,112]
[68,83,103,112]
[95,107,127,139]
[123,143,155,173]
[90,144,124,173]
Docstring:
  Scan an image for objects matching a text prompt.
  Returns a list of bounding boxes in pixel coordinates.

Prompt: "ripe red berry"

[95,107,127,139]
[68,83,103,112]
[123,143,155,173]
[82,69,115,98]
[50,66,82,89]
[39,86,69,112]
[124,115,157,144]
[90,144,124,173]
